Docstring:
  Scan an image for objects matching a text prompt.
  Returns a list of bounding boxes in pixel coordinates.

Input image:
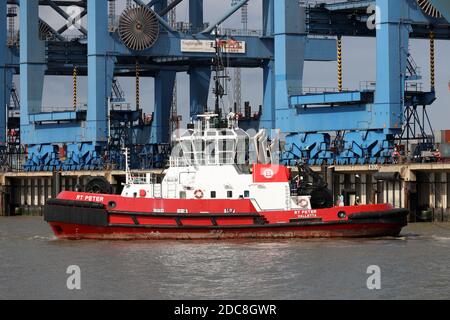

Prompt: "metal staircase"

[111,78,126,103]
[406,53,422,81]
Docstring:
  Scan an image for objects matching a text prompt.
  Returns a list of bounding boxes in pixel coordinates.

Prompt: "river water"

[0,216,449,300]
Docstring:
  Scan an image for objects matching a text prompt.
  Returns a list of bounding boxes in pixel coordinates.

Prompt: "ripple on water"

[1,218,450,299]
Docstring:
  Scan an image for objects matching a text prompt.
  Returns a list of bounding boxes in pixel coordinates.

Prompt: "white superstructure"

[121,113,311,211]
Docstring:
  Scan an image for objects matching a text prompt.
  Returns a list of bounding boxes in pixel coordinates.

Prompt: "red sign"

[252,164,290,183]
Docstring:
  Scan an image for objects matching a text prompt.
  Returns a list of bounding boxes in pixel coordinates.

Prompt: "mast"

[212,28,230,120]
[231,0,248,114]
[169,0,179,135]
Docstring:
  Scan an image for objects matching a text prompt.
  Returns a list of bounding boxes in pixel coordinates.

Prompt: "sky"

[20,0,450,130]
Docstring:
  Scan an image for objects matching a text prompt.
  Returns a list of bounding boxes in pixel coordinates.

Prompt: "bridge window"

[227,191,233,198]
[244,190,250,198]
[210,191,216,198]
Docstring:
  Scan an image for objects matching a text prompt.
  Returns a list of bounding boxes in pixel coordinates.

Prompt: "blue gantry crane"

[0,0,336,171]
[279,0,450,165]
[0,0,449,171]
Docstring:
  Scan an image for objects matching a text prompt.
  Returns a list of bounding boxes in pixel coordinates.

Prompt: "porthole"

[108,201,117,208]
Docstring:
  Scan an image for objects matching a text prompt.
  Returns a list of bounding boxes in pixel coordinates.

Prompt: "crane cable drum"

[118,4,160,51]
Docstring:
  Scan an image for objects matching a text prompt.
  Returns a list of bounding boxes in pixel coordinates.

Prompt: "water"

[0,216,449,300]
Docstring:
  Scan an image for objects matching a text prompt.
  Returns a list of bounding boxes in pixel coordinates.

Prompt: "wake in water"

[431,235,450,242]
[27,235,58,241]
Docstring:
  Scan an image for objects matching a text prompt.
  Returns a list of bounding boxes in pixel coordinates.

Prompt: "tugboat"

[43,36,408,240]
[44,111,408,240]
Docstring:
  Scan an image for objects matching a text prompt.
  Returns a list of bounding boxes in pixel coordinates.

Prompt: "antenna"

[168,0,180,136]
[231,0,248,114]
[122,147,130,184]
[212,29,230,120]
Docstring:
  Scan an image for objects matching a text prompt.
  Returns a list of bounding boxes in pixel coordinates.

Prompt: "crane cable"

[73,66,77,111]
[430,30,435,92]
[337,36,343,92]
[136,60,140,110]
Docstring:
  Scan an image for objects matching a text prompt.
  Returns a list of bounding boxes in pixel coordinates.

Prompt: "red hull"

[49,222,404,240]
[44,191,408,240]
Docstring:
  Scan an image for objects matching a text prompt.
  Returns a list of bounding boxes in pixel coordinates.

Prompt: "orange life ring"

[194,189,204,199]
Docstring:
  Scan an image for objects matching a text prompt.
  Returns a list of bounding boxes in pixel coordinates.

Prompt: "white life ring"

[299,198,309,208]
[194,189,204,199]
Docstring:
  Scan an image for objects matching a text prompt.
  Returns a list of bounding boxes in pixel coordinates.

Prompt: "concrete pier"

[1,164,450,221]
[314,163,450,222]
[0,170,146,216]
